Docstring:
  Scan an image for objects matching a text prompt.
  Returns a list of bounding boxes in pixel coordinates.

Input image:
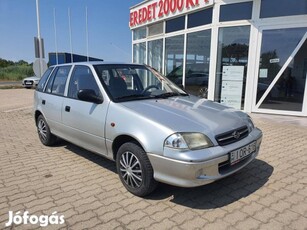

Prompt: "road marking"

[3,106,33,113]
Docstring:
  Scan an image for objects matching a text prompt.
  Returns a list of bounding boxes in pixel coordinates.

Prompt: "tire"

[36,115,57,146]
[116,142,158,197]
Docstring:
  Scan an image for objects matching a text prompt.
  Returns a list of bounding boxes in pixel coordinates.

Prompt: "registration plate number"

[230,141,256,165]
[25,82,33,85]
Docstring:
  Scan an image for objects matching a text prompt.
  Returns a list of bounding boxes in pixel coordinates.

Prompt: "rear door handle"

[42,100,46,105]
[65,106,70,112]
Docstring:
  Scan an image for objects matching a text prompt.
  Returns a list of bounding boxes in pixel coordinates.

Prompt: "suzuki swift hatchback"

[34,62,262,196]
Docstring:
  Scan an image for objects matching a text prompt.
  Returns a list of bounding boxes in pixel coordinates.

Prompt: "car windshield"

[94,64,188,102]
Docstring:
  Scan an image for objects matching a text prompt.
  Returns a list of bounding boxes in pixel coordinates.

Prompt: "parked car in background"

[22,76,40,89]
[34,62,262,197]
[166,64,209,98]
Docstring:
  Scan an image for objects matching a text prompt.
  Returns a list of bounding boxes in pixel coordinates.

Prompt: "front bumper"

[147,128,262,187]
[22,81,38,88]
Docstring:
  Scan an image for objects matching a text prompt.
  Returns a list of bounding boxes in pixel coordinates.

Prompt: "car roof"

[49,61,144,68]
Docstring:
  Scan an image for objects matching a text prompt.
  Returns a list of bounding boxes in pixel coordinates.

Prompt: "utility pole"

[68,8,73,63]
[86,6,89,62]
[36,0,44,77]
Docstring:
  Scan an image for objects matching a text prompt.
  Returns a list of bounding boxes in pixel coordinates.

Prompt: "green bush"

[0,65,34,81]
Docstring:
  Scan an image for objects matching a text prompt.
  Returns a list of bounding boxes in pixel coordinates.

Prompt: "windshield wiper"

[115,94,150,101]
[152,92,189,99]
[116,92,189,101]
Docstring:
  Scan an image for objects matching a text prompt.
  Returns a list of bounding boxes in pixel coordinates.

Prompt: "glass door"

[254,27,307,115]
[215,26,251,110]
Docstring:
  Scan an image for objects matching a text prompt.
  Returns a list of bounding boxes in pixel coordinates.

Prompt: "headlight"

[164,133,213,150]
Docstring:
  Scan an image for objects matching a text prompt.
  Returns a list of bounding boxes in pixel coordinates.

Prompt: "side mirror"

[77,89,103,104]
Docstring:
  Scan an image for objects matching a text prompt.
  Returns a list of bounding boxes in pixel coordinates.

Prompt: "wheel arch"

[112,135,146,161]
[34,110,43,124]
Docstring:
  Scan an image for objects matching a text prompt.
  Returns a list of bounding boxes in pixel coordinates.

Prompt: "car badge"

[232,131,241,139]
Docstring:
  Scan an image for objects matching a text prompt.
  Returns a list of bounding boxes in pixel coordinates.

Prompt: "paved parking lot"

[0,89,306,229]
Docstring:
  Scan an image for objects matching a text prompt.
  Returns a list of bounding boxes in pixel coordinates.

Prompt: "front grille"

[215,126,249,146]
[24,80,33,85]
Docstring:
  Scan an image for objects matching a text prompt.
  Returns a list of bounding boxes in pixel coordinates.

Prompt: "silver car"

[22,76,40,88]
[34,62,262,196]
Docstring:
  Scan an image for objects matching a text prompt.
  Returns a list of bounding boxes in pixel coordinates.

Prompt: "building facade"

[130,0,307,117]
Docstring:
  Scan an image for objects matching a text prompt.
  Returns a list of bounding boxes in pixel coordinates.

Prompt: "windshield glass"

[94,64,188,102]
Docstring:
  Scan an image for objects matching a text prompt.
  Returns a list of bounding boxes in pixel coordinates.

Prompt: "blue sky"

[0,0,141,63]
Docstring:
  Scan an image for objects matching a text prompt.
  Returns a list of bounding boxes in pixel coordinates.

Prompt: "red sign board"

[130,0,214,28]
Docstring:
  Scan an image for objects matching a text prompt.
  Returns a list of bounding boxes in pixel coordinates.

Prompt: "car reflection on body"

[34,62,262,197]
[22,76,40,88]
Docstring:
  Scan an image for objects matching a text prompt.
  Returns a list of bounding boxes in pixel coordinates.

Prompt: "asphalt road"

[0,81,21,86]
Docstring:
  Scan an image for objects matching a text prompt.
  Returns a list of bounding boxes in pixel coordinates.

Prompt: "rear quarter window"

[36,67,54,92]
[45,66,71,95]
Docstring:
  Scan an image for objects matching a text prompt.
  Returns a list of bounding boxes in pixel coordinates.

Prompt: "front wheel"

[116,142,158,197]
[36,115,57,146]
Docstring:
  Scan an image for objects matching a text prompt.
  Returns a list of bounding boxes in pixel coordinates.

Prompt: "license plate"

[230,141,256,165]
[25,82,33,85]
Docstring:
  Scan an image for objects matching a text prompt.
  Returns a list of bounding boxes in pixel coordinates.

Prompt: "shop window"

[188,8,213,28]
[168,30,211,98]
[215,26,251,110]
[166,16,185,33]
[148,22,164,37]
[165,35,184,76]
[219,2,253,22]
[260,0,307,18]
[148,39,163,73]
[256,28,307,112]
[133,27,146,40]
[133,42,146,64]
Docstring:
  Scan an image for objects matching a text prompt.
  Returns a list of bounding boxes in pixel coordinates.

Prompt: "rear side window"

[36,67,54,92]
[45,66,71,96]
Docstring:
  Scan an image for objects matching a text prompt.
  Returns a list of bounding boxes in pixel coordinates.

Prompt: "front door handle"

[42,100,46,105]
[65,106,70,112]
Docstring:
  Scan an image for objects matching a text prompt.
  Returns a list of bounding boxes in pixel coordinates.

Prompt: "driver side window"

[68,66,101,100]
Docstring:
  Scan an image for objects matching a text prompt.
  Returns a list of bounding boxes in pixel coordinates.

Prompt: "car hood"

[23,76,39,81]
[121,96,248,136]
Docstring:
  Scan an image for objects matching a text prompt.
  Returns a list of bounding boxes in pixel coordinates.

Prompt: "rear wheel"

[116,142,158,197]
[36,115,57,146]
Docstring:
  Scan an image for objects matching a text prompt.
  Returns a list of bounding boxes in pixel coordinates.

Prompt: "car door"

[39,65,71,136]
[61,65,108,156]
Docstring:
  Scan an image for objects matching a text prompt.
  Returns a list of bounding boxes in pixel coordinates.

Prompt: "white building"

[130,0,307,117]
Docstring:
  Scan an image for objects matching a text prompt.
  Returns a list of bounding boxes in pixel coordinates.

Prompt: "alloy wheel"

[119,151,143,188]
[37,119,47,142]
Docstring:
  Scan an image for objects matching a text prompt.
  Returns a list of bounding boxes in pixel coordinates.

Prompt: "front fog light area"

[164,133,213,150]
